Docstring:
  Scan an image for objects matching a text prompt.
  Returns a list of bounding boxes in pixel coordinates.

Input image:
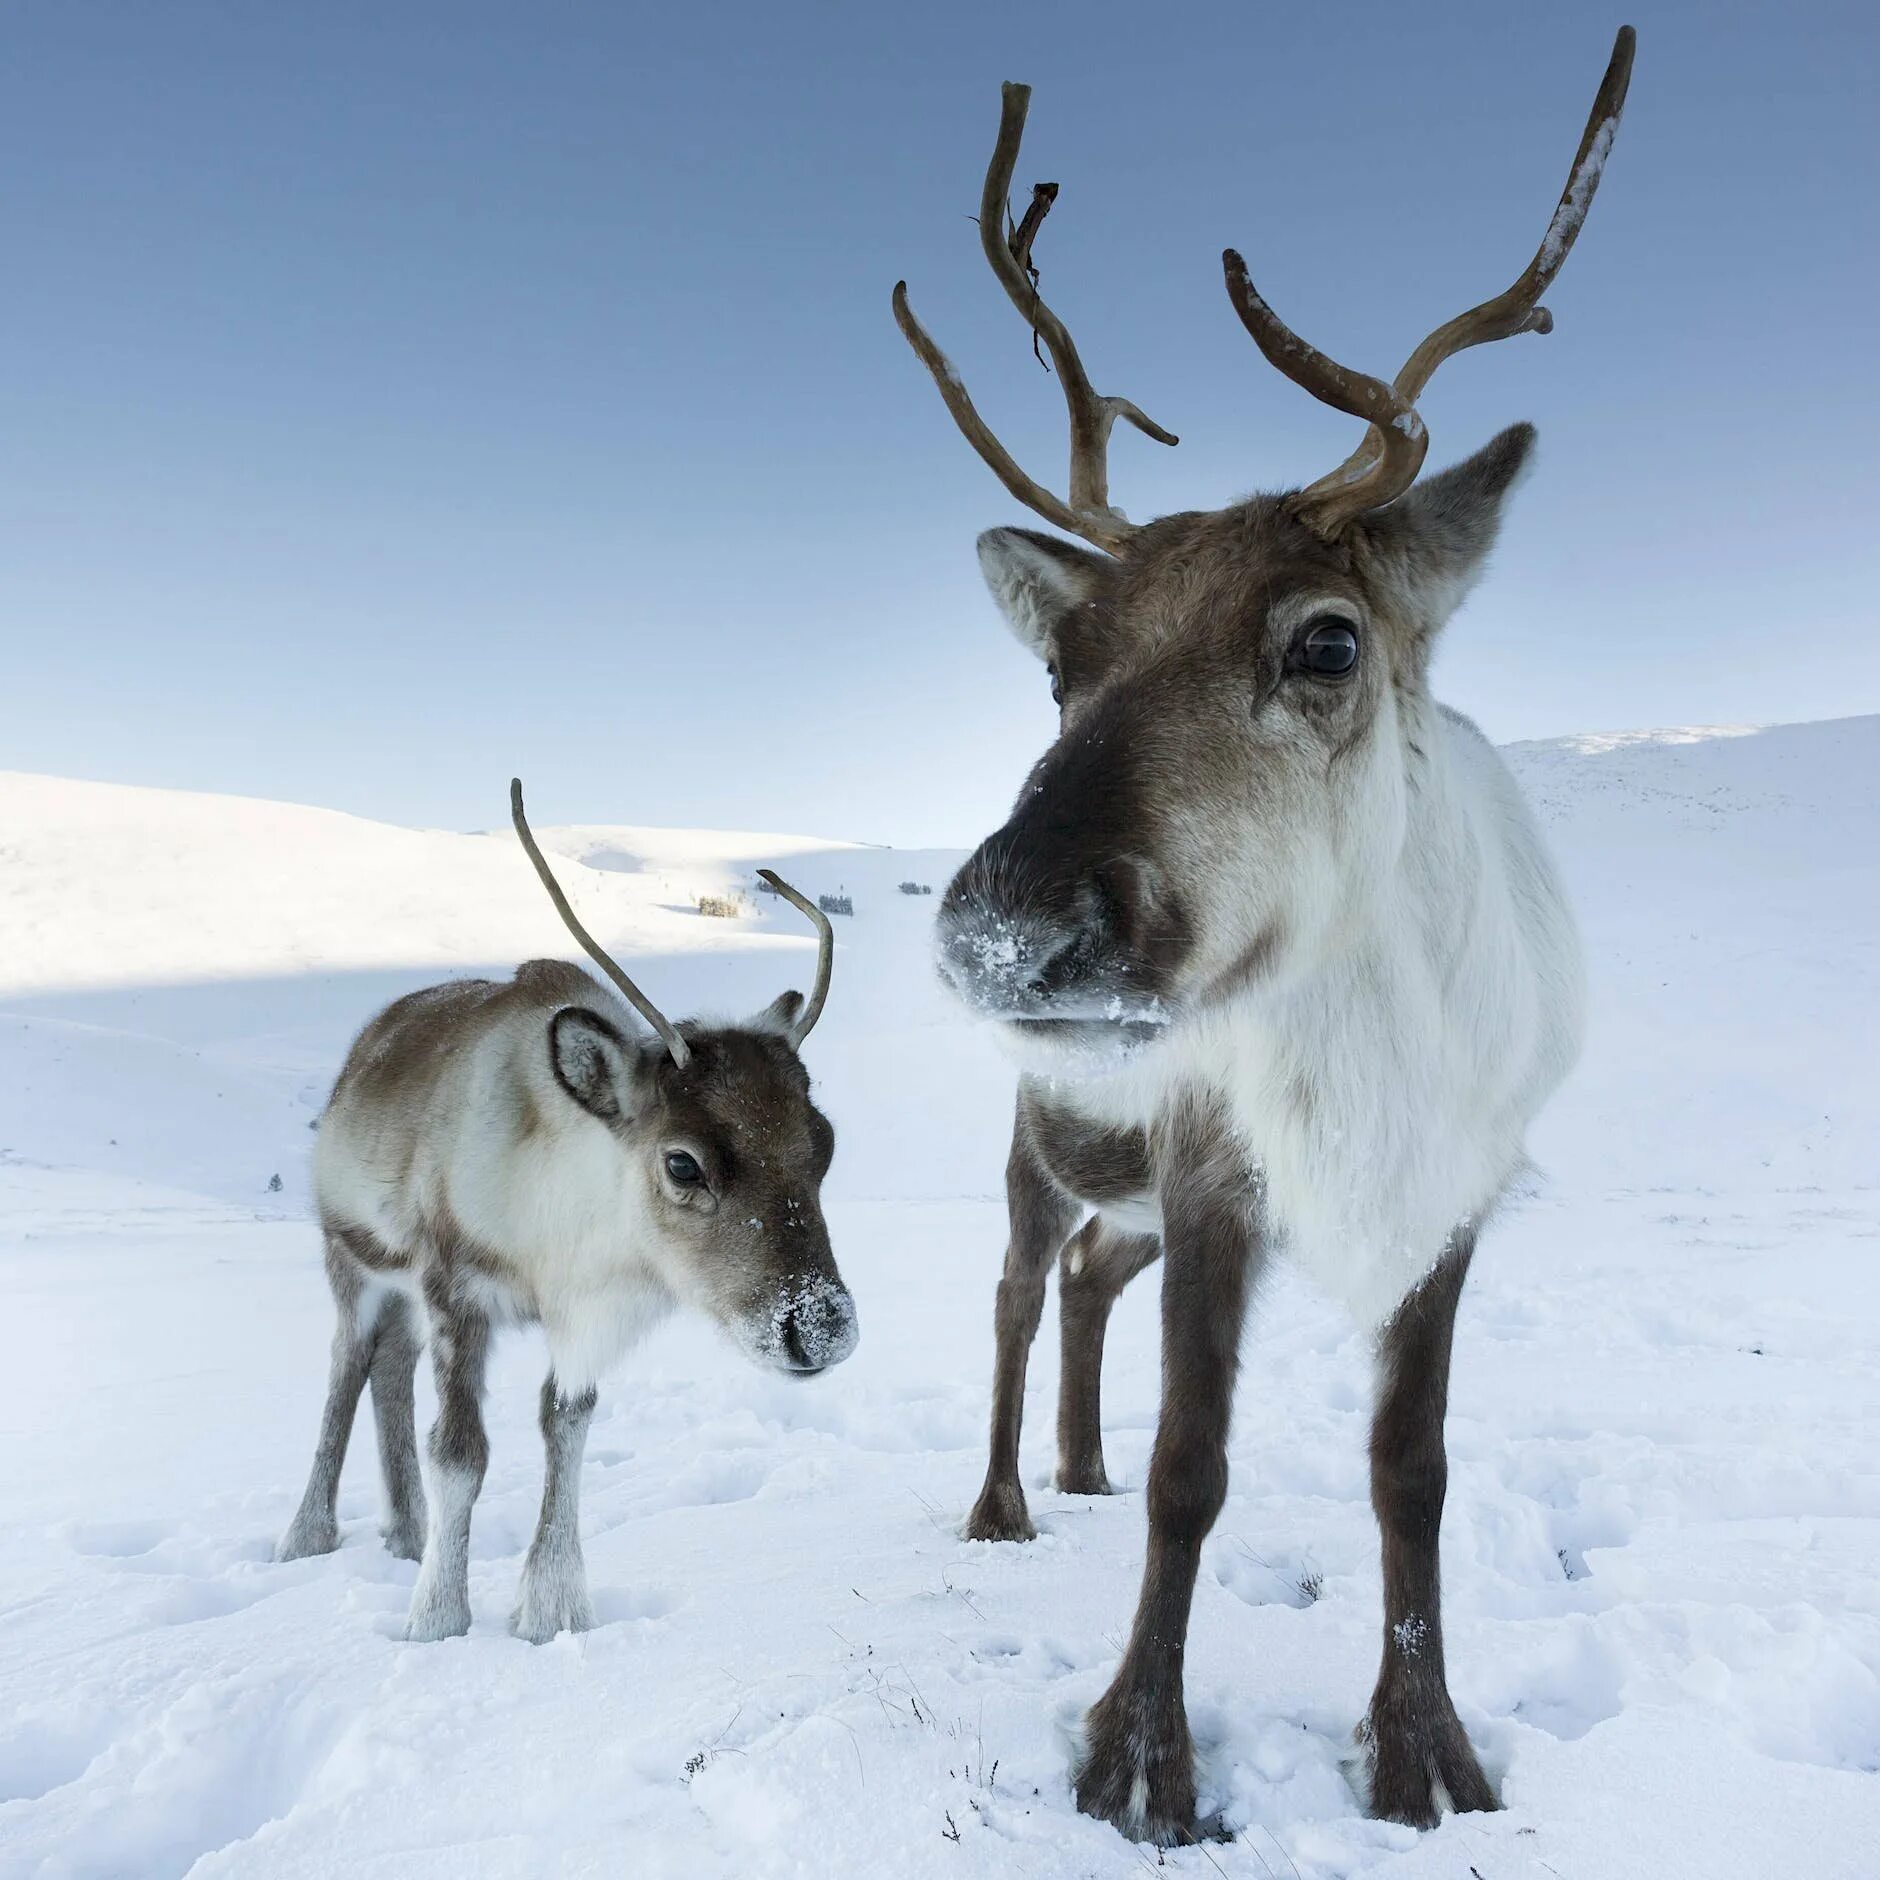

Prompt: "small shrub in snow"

[696,892,748,920]
[898,880,933,896]
[818,892,853,918]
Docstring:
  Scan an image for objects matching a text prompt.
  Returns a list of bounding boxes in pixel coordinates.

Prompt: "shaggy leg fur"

[405,1280,491,1642]
[368,1290,427,1560]
[512,1376,598,1643]
[278,1240,374,1561]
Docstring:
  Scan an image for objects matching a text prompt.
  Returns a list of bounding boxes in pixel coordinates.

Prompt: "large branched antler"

[510,778,692,1068]
[893,81,1178,556]
[1224,25,1636,540]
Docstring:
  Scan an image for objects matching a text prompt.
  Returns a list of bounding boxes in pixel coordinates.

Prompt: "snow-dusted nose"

[771,1274,858,1375]
[933,899,1090,1016]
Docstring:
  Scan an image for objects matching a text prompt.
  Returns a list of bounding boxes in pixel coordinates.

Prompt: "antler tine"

[894,80,1177,556]
[509,778,691,1069]
[1227,26,1635,540]
[755,869,834,1048]
[973,84,1179,520]
[1221,253,1430,511]
[893,282,1117,549]
[1389,26,1635,413]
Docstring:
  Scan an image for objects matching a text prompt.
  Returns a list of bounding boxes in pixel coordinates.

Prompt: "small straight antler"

[1224,25,1636,539]
[755,870,834,1047]
[510,778,691,1068]
[893,81,1178,556]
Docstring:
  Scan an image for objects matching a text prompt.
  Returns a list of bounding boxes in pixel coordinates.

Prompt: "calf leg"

[405,1279,491,1642]
[1055,1220,1160,1496]
[965,1107,1080,1543]
[277,1240,373,1561]
[1076,1106,1260,1845]
[1363,1232,1498,1827]
[512,1375,599,1642]
[368,1290,427,1561]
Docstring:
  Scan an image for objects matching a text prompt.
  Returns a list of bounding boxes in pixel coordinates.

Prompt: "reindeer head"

[897,34,1633,1066]
[514,784,857,1374]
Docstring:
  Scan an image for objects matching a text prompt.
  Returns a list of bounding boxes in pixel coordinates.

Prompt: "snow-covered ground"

[1,721,1876,1879]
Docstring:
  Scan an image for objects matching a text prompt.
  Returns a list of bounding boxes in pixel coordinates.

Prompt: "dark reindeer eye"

[664,1151,703,1185]
[1047,664,1063,707]
[1296,617,1360,678]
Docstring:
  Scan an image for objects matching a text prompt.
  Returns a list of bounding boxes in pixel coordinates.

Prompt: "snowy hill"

[1,724,1876,1878]
[0,768,880,992]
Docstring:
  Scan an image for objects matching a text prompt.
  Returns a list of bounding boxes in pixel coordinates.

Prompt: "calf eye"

[1296,617,1360,678]
[1047,664,1063,707]
[664,1151,703,1185]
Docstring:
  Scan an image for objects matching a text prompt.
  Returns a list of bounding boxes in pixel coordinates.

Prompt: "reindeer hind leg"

[965,1106,1080,1543]
[277,1234,376,1561]
[405,1273,492,1641]
[368,1286,427,1560]
[1055,1219,1160,1496]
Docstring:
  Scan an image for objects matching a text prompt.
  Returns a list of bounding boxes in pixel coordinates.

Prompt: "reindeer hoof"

[510,1563,595,1644]
[380,1521,425,1562]
[1053,1460,1114,1496]
[511,1540,594,1643]
[405,1607,471,1643]
[1359,1701,1500,1828]
[404,1580,472,1642]
[963,1478,1036,1543]
[275,1517,339,1561]
[510,1605,594,1645]
[1074,1675,1205,1846]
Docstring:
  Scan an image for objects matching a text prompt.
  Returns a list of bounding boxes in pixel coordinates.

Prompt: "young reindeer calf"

[278,783,857,1644]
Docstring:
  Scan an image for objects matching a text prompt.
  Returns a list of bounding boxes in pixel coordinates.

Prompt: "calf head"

[514,783,857,1374]
[548,997,855,1373]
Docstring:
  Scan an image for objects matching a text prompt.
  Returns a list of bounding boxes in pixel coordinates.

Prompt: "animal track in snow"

[589,1585,679,1626]
[1491,1618,1628,1741]
[0,1715,111,1805]
[964,1632,1088,1683]
[0,1665,349,1880]
[1210,1539,1324,1611]
[147,1574,285,1628]
[64,1516,171,1560]
[664,1450,772,1508]
[596,1451,775,1528]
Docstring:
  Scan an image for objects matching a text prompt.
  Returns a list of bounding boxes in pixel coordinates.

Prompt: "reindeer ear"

[754,989,805,1037]
[976,528,1115,660]
[1362,423,1536,630]
[549,1007,642,1122]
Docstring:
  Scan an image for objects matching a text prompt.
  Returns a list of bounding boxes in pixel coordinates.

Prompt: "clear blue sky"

[2,1,1874,846]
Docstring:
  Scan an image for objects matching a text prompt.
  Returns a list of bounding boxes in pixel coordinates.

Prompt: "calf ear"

[754,989,805,1036]
[976,527,1116,660]
[1361,422,1536,631]
[548,1007,641,1122]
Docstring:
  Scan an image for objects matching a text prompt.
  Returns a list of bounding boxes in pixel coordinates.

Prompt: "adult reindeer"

[279,783,857,1645]
[894,29,1632,1843]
